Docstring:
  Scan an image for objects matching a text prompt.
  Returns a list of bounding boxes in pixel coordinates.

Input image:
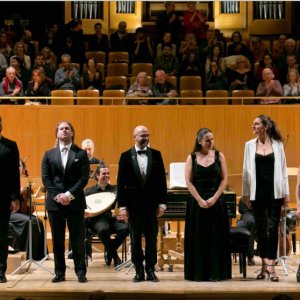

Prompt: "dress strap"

[214,150,220,162]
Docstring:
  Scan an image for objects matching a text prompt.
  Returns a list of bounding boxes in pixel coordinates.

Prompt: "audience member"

[20,30,36,66]
[283,69,300,104]
[87,22,109,53]
[178,33,201,76]
[11,56,31,92]
[0,66,24,104]
[109,21,132,52]
[279,54,300,85]
[228,56,253,92]
[126,72,153,104]
[250,38,269,63]
[183,2,208,47]
[154,43,179,76]
[227,31,253,64]
[202,29,224,60]
[155,1,181,45]
[205,44,226,75]
[54,53,80,94]
[82,58,103,92]
[156,31,177,57]
[131,27,154,64]
[25,68,51,104]
[0,32,12,65]
[0,52,8,79]
[206,61,227,90]
[41,46,57,72]
[10,42,31,71]
[42,23,60,51]
[85,164,129,267]
[152,69,177,105]
[256,68,283,104]
[236,197,256,266]
[278,39,300,71]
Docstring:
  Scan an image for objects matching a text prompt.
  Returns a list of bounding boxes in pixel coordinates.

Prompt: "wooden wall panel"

[0,105,299,202]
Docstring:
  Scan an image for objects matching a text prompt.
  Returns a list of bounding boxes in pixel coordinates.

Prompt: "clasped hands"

[197,196,216,208]
[54,193,71,205]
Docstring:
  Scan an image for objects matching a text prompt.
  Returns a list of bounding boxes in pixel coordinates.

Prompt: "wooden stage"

[2,249,300,300]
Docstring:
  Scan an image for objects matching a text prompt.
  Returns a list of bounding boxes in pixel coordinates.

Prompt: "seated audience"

[54,53,80,94]
[41,46,57,72]
[20,30,36,66]
[11,56,31,92]
[278,39,300,71]
[131,27,154,64]
[10,42,31,71]
[156,31,177,57]
[125,72,153,104]
[279,54,300,86]
[0,52,8,79]
[85,163,129,267]
[0,66,24,104]
[0,32,13,65]
[283,69,300,104]
[82,58,103,92]
[206,61,227,90]
[25,68,51,104]
[256,67,283,104]
[205,44,226,75]
[154,43,179,76]
[228,56,253,92]
[152,69,177,105]
[236,197,256,266]
[87,22,109,53]
[178,33,201,76]
[250,38,269,64]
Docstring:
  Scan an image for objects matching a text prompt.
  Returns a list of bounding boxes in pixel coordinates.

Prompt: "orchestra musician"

[9,159,45,260]
[84,163,129,267]
[0,115,21,283]
[81,139,103,165]
[42,121,90,283]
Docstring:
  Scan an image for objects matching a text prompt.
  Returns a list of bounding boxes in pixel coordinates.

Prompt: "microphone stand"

[11,181,53,275]
[275,206,298,275]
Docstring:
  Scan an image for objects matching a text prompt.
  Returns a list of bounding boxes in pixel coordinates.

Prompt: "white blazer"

[242,138,289,201]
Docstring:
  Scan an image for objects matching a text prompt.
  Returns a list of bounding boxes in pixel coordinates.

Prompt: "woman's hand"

[197,198,209,209]
[206,196,217,207]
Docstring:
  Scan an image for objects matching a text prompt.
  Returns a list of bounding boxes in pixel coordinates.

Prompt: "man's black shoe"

[146,271,159,282]
[248,257,255,266]
[105,251,112,266]
[78,275,87,283]
[51,274,65,283]
[0,274,7,283]
[133,273,145,282]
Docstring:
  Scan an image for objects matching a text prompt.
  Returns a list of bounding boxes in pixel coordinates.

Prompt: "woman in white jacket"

[242,114,289,282]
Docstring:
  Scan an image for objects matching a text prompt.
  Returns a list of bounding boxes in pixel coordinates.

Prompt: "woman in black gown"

[184,128,231,281]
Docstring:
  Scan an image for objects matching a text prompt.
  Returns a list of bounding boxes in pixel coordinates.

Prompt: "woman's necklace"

[197,151,212,167]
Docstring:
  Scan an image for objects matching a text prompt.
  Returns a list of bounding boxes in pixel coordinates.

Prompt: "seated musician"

[85,163,129,267]
[9,159,45,260]
[236,197,256,266]
[82,139,104,165]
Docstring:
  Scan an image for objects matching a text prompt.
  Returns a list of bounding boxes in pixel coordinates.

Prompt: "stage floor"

[1,251,300,300]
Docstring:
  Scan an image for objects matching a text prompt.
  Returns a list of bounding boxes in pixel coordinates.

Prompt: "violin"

[18,158,35,215]
[278,206,292,257]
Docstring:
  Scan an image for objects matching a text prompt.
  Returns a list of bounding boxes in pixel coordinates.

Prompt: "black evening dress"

[184,151,232,281]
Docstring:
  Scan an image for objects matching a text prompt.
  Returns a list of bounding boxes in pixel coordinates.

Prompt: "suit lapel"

[65,146,75,171]
[130,147,144,182]
[145,148,152,181]
[54,147,64,173]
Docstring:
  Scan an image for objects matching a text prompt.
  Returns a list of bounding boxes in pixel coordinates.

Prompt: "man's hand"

[119,208,129,221]
[156,207,165,217]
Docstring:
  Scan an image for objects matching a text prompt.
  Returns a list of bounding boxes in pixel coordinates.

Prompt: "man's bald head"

[133,125,150,149]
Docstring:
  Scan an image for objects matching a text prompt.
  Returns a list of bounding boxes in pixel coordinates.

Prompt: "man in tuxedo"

[117,125,167,282]
[0,116,21,283]
[42,121,90,283]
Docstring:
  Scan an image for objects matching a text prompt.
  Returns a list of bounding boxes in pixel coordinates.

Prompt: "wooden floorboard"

[1,251,300,300]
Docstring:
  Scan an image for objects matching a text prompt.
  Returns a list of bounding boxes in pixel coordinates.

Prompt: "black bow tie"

[137,150,147,155]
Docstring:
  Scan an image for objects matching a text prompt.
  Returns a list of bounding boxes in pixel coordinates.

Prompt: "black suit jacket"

[0,136,20,209]
[42,144,90,211]
[117,147,167,214]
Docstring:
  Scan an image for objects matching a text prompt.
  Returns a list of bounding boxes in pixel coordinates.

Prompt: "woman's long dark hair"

[257,114,283,142]
[192,127,213,153]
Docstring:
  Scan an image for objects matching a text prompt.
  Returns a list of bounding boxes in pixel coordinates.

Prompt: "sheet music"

[169,162,187,189]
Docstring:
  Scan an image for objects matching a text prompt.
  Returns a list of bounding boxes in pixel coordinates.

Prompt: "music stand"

[11,181,53,275]
[275,205,299,276]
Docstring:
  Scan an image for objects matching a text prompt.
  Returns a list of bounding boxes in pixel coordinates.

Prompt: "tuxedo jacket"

[42,144,90,211]
[0,136,20,209]
[117,147,167,214]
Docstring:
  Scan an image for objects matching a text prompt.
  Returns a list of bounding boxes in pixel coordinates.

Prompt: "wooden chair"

[205,90,229,105]
[129,76,152,86]
[102,89,125,105]
[105,76,127,92]
[166,75,177,88]
[131,63,153,77]
[85,51,106,65]
[107,63,128,76]
[231,89,255,105]
[179,76,202,92]
[50,90,74,105]
[76,89,100,105]
[180,90,203,105]
[108,51,129,63]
